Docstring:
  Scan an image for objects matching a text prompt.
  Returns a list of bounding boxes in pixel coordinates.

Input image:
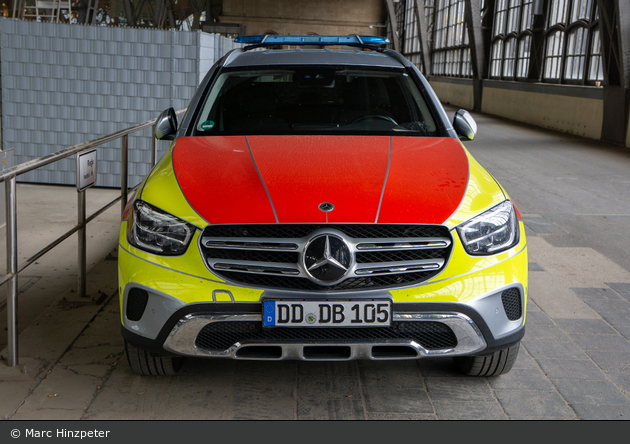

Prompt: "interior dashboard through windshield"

[192,65,441,136]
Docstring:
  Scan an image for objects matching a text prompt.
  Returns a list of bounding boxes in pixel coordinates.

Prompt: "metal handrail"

[0,120,153,182]
[1,108,186,367]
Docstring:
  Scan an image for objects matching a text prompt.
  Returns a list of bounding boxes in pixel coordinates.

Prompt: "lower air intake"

[501,288,522,321]
[194,321,458,351]
[126,288,149,322]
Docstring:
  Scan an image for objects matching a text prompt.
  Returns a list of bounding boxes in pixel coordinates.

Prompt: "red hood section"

[172,136,468,225]
[172,136,276,225]
[378,137,469,224]
[247,135,390,223]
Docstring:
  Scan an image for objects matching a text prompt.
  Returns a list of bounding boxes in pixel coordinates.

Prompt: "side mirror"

[155,108,178,140]
[453,109,477,141]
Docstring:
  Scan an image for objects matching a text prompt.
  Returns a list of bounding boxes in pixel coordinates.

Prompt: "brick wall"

[219,0,387,36]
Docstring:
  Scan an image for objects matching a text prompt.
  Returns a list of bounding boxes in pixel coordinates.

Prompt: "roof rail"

[234,35,390,52]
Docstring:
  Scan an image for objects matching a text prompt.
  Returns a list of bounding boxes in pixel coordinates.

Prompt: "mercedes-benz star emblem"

[318,202,335,213]
[303,234,352,285]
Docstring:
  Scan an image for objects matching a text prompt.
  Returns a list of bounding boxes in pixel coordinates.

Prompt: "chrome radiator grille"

[200,224,452,291]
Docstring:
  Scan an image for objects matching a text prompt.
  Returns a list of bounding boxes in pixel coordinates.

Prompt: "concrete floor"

[1,106,630,420]
[0,185,122,353]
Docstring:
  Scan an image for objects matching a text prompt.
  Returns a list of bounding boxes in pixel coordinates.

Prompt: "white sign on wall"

[76,149,97,192]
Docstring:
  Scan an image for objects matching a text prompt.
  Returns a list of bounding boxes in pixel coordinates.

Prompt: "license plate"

[263,300,391,327]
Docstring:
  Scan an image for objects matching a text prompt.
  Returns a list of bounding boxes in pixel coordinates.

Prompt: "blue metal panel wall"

[0,19,237,187]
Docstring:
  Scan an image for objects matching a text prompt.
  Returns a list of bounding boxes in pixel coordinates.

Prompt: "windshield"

[193,65,439,136]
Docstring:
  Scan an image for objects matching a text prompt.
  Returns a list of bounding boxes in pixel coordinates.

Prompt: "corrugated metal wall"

[0,19,240,187]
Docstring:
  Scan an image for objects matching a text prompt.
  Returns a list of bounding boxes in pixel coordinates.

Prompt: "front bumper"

[119,221,528,361]
[165,312,487,359]
[121,300,525,361]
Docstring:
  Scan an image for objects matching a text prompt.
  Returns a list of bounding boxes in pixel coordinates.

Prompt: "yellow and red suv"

[118,35,527,376]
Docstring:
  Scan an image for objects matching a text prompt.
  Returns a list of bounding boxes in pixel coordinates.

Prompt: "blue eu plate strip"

[263,301,276,327]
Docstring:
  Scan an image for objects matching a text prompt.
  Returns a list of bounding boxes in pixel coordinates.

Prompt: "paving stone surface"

[2,108,630,420]
[3,269,629,421]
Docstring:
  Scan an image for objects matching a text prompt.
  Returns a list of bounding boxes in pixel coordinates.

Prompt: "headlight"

[127,200,195,255]
[457,200,519,255]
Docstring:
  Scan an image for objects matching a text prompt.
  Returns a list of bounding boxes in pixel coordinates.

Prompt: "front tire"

[125,340,184,376]
[454,343,520,377]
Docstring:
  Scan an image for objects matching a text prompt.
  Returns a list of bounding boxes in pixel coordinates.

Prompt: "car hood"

[170,135,470,225]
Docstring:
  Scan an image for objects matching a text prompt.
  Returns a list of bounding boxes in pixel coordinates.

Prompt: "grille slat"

[201,224,452,291]
[206,249,299,263]
[354,260,442,275]
[204,224,449,239]
[214,270,444,290]
[195,321,458,351]
[356,249,445,263]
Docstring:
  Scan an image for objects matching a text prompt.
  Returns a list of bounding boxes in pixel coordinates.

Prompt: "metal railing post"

[77,190,87,299]
[5,177,18,367]
[121,134,129,216]
[0,109,185,367]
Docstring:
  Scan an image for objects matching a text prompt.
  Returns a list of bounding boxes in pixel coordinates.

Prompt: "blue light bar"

[234,35,390,46]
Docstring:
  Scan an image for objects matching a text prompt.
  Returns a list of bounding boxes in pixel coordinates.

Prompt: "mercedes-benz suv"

[118,35,527,376]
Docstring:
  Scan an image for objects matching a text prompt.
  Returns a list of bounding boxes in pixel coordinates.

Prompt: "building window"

[544,30,564,80]
[506,0,520,33]
[503,37,517,78]
[542,0,601,84]
[489,0,534,80]
[564,27,588,80]
[402,0,606,86]
[520,0,533,31]
[588,27,603,82]
[431,0,471,78]
[403,0,425,72]
[490,40,503,78]
[515,35,532,79]
[548,0,569,26]
[571,0,593,22]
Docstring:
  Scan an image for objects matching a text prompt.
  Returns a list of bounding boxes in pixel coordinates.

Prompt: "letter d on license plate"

[263,300,391,327]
